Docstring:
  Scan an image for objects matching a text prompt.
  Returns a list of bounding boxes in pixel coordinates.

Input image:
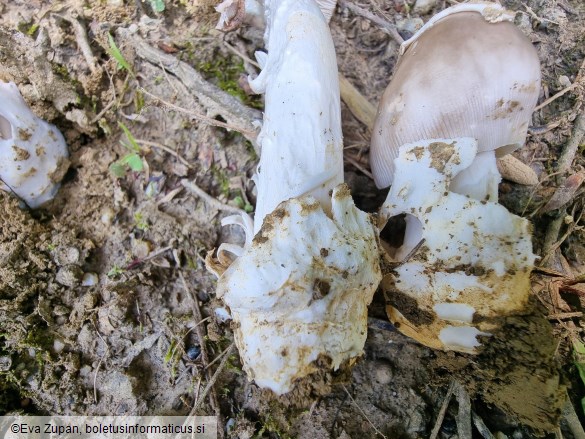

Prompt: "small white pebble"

[559,75,571,87]
[214,307,232,323]
[81,272,99,286]
[101,207,115,225]
[53,339,65,353]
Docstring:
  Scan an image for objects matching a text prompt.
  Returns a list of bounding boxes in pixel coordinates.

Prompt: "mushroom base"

[380,138,536,353]
[217,184,381,394]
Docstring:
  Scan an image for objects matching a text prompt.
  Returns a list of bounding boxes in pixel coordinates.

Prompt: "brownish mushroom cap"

[370,3,541,190]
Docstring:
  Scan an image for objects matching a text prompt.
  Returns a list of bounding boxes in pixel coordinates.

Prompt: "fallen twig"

[454,381,472,439]
[53,13,98,73]
[429,380,455,439]
[471,411,495,439]
[563,390,585,439]
[342,385,387,438]
[137,139,193,169]
[120,30,261,145]
[558,112,585,176]
[338,0,404,45]
[534,83,578,112]
[546,312,583,320]
[181,179,249,216]
[345,154,374,179]
[139,87,257,139]
[190,343,235,415]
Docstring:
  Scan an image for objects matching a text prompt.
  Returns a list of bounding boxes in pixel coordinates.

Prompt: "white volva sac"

[0,82,69,208]
[380,138,536,353]
[208,0,381,394]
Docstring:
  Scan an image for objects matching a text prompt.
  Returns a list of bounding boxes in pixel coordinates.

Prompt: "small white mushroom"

[370,2,541,201]
[0,82,69,208]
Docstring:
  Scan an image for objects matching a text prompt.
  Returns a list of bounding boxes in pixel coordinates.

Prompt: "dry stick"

[338,0,404,45]
[454,381,472,439]
[137,139,194,169]
[91,320,111,404]
[534,83,578,112]
[139,87,257,139]
[429,379,456,439]
[563,390,585,439]
[53,14,98,73]
[471,411,495,439]
[557,111,585,176]
[341,385,387,438]
[178,272,214,391]
[121,30,261,145]
[191,343,235,415]
[181,179,249,216]
[345,154,374,179]
[205,343,235,370]
[541,208,567,267]
[338,74,377,130]
[223,40,261,69]
[546,312,583,320]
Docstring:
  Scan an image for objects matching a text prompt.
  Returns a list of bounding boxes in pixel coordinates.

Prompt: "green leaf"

[576,362,585,384]
[107,33,134,75]
[109,161,126,178]
[149,0,165,12]
[118,121,141,152]
[574,339,585,355]
[122,153,144,172]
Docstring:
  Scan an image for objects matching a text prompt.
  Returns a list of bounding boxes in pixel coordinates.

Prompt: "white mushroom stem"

[210,0,381,395]
[449,150,501,202]
[248,0,343,233]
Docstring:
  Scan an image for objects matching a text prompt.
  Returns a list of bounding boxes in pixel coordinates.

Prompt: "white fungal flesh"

[370,2,541,189]
[0,82,69,208]
[248,0,343,233]
[381,138,536,353]
[217,186,381,394]
[211,0,381,394]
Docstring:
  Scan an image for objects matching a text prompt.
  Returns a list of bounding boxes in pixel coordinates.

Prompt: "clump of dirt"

[431,298,564,433]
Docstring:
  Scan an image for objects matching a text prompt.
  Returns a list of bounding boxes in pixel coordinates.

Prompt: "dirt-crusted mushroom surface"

[1,0,584,437]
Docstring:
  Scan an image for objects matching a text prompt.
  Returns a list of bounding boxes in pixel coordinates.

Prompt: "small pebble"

[225,418,236,433]
[81,272,99,287]
[413,0,437,15]
[54,246,80,266]
[0,356,11,372]
[131,239,152,259]
[187,346,201,361]
[53,339,65,353]
[559,75,571,87]
[56,265,83,287]
[396,17,424,39]
[101,207,115,225]
[214,307,232,323]
[374,362,393,385]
